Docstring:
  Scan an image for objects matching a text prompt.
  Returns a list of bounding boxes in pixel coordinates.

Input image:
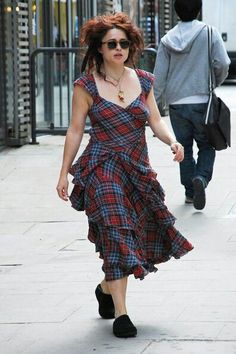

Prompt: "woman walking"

[56,12,193,338]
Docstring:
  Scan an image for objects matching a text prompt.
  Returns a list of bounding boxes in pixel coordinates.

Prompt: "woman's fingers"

[56,178,69,201]
[171,142,184,162]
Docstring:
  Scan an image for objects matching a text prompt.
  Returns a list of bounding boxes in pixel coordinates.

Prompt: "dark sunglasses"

[101,39,130,50]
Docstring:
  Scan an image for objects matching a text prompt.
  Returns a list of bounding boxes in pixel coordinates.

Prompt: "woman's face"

[99,28,130,65]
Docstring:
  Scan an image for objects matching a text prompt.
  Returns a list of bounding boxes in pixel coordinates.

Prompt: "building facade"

[0,1,32,149]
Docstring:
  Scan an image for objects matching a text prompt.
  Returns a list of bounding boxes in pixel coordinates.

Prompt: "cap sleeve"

[74,74,96,99]
[136,69,155,97]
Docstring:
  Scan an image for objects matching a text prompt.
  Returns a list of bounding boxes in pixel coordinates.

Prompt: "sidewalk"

[0,86,236,354]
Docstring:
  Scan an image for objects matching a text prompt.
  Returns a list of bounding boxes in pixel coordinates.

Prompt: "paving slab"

[144,340,236,354]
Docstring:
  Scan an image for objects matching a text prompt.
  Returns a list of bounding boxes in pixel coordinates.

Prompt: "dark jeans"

[169,103,216,198]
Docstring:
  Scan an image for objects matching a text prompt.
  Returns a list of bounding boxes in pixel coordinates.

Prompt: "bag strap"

[207,26,214,93]
[205,26,214,124]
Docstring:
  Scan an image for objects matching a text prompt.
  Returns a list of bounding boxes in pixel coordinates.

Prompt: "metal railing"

[30,47,83,144]
[137,47,157,72]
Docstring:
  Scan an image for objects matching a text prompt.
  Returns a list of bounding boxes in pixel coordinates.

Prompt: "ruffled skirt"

[70,147,193,281]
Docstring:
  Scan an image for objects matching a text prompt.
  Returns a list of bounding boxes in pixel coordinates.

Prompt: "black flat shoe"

[113,315,137,338]
[95,284,115,319]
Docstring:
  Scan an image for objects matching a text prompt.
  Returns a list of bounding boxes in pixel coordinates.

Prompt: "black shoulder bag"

[204,26,231,151]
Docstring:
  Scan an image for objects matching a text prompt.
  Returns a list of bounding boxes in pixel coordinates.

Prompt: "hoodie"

[153,20,230,106]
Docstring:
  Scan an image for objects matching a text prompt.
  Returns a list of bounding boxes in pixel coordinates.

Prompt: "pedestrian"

[56,12,193,338]
[153,0,230,210]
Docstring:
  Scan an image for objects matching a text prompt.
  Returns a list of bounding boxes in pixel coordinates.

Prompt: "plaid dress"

[69,69,193,281]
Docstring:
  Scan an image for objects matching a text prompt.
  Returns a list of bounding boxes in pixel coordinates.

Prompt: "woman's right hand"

[56,175,69,201]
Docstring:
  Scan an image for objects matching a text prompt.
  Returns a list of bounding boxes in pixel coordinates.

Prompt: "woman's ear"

[98,46,103,54]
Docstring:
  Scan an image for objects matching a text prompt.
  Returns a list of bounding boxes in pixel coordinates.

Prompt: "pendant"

[118,90,124,102]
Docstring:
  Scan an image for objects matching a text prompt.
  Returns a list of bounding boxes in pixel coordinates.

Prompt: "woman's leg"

[103,276,128,318]
[104,276,136,337]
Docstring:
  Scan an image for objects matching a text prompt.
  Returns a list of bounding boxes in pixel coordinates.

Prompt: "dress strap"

[135,69,155,97]
[74,74,97,99]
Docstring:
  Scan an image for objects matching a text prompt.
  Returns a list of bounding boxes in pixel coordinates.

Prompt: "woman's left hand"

[170,142,184,162]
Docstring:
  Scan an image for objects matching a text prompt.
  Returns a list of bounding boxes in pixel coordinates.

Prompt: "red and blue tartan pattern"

[69,69,193,281]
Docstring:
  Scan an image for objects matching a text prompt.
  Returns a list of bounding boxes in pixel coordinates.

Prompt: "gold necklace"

[104,68,125,102]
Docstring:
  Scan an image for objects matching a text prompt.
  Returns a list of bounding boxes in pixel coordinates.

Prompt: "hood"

[161,20,206,53]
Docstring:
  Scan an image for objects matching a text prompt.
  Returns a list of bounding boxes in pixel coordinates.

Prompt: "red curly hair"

[80,12,144,74]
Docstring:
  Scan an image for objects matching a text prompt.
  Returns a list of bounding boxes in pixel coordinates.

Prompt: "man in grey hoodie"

[154,0,230,210]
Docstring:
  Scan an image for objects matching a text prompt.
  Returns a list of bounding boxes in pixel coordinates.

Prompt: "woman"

[56,12,193,338]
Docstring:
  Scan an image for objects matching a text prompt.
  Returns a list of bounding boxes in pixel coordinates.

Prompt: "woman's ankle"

[115,309,127,318]
[100,279,111,295]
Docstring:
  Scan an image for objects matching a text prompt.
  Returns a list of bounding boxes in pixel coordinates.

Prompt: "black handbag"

[204,26,231,151]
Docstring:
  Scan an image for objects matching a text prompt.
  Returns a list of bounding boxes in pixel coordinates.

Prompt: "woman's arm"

[56,85,91,201]
[146,87,184,162]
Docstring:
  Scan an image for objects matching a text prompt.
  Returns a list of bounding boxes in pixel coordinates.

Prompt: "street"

[0,83,236,354]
